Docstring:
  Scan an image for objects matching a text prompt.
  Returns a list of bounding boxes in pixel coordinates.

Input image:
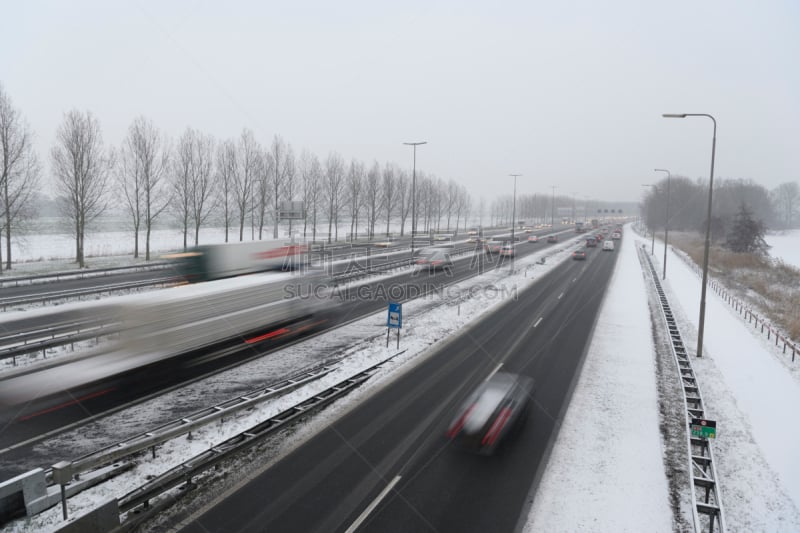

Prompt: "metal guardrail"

[118,371,372,515]
[0,322,118,365]
[44,364,337,488]
[16,351,405,530]
[0,276,182,310]
[639,245,726,533]
[0,261,173,288]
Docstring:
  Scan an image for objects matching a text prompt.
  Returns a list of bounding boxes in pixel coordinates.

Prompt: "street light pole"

[403,141,427,256]
[641,184,655,254]
[655,168,671,280]
[510,174,521,243]
[663,113,717,358]
[550,186,557,227]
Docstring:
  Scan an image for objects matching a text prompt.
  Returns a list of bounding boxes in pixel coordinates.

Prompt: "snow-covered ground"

[766,229,800,270]
[6,224,800,532]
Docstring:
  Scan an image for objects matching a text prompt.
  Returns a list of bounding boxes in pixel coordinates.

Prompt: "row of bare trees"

[0,84,477,269]
[0,84,41,273]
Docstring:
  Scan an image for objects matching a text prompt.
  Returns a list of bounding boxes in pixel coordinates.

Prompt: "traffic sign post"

[690,418,717,439]
[387,302,402,348]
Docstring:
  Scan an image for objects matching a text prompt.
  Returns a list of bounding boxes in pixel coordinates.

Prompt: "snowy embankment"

[647,232,800,531]
[766,229,800,270]
[525,229,673,531]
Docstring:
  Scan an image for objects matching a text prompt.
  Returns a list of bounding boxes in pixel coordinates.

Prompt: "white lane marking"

[558,292,564,299]
[533,317,543,328]
[573,277,577,283]
[345,475,402,533]
[486,363,504,380]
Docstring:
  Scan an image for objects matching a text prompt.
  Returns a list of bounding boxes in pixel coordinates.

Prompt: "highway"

[0,227,577,478]
[178,236,618,532]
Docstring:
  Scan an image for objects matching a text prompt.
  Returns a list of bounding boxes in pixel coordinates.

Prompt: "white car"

[602,240,614,251]
[499,243,515,257]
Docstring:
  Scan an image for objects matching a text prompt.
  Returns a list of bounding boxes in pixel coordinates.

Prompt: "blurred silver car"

[446,372,533,455]
[415,248,453,271]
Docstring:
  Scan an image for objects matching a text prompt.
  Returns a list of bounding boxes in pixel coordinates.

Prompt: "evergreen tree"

[725,202,768,254]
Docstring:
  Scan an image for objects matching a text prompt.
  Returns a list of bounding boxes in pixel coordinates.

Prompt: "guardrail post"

[52,461,73,521]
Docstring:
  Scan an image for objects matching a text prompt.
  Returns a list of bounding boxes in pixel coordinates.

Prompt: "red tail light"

[481,407,513,446]
[447,405,475,439]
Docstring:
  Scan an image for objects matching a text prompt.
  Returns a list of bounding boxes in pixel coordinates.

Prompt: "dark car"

[585,237,597,247]
[547,235,558,243]
[572,249,587,260]
[446,372,534,455]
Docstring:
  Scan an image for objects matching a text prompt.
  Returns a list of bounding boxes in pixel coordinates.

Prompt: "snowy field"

[5,224,800,531]
[1,217,482,274]
[766,229,800,269]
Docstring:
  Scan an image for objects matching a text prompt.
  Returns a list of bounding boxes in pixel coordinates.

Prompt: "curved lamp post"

[641,184,655,254]
[662,113,717,358]
[654,168,671,280]
[510,174,521,244]
[403,141,427,256]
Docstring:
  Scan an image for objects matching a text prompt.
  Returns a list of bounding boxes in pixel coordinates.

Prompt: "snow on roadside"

[766,229,800,270]
[524,228,673,532]
[648,236,800,530]
[6,236,587,532]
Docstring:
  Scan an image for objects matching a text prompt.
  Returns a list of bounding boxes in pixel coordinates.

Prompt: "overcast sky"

[2,0,798,204]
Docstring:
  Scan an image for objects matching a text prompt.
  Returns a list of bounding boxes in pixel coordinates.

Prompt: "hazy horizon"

[2,1,798,204]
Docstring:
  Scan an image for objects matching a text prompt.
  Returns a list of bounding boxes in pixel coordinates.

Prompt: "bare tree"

[445,180,458,231]
[0,84,40,271]
[396,170,410,236]
[299,150,322,241]
[323,152,345,242]
[454,186,469,234]
[345,159,364,239]
[117,116,171,260]
[215,139,238,242]
[191,133,216,245]
[364,161,382,238]
[172,130,193,250]
[234,129,260,241]
[257,151,275,239]
[771,182,800,229]
[171,128,215,248]
[283,146,297,236]
[268,135,289,238]
[51,110,113,267]
[382,163,398,236]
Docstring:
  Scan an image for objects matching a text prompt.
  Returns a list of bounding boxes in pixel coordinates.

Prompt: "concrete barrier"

[0,468,47,525]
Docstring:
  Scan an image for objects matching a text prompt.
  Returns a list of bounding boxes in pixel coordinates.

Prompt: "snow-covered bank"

[525,228,673,531]
[766,230,800,270]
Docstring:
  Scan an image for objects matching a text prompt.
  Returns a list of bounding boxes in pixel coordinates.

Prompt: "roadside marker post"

[387,302,402,349]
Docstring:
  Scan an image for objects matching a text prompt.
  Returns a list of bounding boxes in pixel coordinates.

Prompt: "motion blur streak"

[19,388,116,421]
[482,407,512,446]
[244,328,291,344]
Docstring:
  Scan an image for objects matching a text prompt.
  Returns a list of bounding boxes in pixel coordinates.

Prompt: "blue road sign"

[387,302,402,329]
